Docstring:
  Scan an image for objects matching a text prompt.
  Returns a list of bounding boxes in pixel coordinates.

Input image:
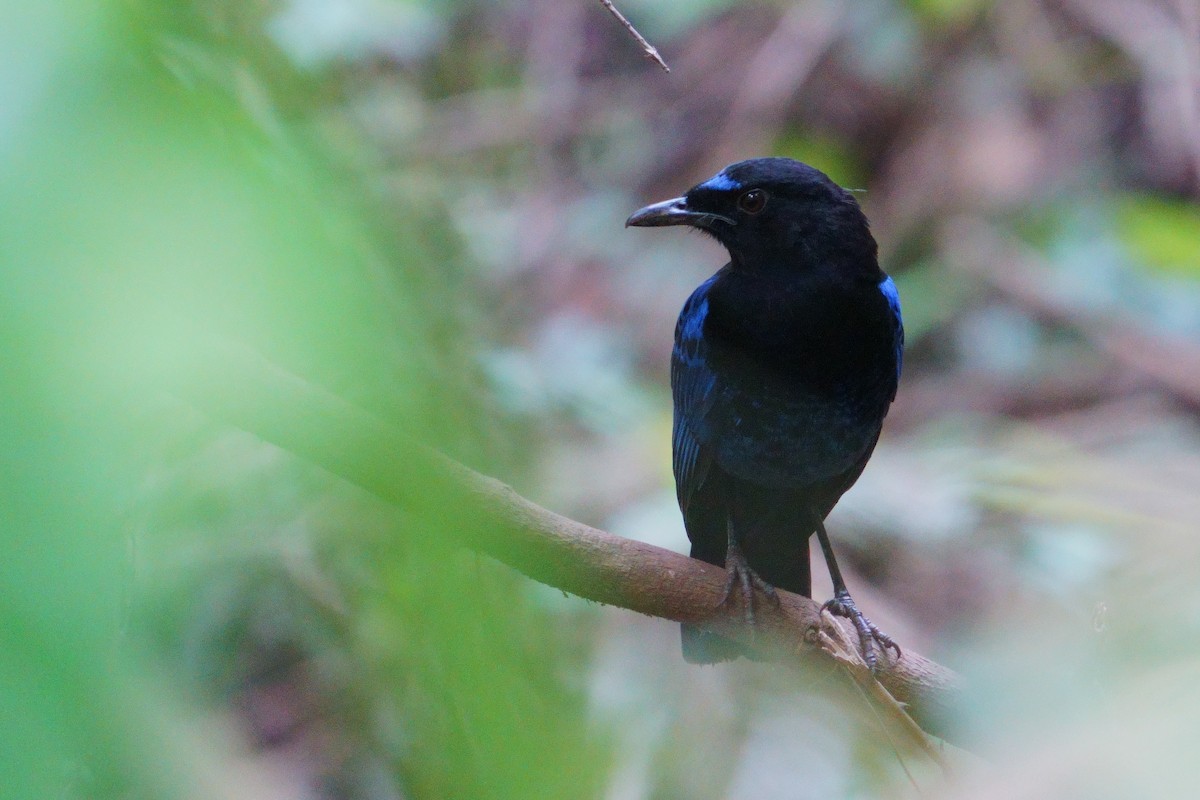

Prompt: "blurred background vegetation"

[3,0,1200,797]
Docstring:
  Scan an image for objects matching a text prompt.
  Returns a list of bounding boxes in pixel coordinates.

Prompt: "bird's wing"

[671,277,719,515]
[879,275,904,400]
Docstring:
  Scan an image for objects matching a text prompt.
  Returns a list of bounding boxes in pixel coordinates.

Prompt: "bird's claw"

[821,591,900,671]
[718,546,779,626]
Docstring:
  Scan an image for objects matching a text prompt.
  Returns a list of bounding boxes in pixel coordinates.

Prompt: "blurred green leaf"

[905,0,988,28]
[0,3,610,798]
[773,133,866,190]
[1118,193,1200,278]
[891,258,968,343]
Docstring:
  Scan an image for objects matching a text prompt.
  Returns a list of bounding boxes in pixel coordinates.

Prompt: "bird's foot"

[718,543,779,625]
[821,590,900,671]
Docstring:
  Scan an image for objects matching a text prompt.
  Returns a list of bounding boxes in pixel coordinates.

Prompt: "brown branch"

[598,0,670,73]
[169,338,966,744]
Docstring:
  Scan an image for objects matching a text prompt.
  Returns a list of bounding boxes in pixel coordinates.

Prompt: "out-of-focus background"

[4,1,1200,798]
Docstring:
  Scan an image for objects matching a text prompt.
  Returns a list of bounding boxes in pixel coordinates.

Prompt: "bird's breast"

[708,376,887,487]
[697,274,898,486]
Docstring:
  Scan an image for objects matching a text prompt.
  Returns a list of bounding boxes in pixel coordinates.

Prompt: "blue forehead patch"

[697,172,741,192]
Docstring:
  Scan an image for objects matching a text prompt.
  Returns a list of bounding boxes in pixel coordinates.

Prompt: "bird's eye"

[737,189,767,214]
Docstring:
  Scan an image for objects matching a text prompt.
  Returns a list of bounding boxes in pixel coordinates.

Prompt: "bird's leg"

[814,519,900,670]
[718,517,779,626]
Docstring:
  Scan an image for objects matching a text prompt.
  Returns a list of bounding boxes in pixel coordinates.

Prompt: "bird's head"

[626,157,878,275]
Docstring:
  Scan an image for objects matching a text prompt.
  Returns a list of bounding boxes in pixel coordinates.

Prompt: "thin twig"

[598,0,670,73]
[819,614,952,775]
[847,677,923,793]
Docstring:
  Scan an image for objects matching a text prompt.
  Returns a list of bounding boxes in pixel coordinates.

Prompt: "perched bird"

[626,158,903,666]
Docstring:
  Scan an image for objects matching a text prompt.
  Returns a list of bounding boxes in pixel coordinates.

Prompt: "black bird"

[626,158,903,666]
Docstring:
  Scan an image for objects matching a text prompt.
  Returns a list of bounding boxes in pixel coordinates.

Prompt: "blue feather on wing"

[671,278,718,513]
[878,275,904,396]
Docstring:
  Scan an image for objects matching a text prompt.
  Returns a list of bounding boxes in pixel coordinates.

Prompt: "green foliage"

[774,133,866,191]
[890,259,968,344]
[1117,194,1200,278]
[0,3,608,798]
[904,0,988,28]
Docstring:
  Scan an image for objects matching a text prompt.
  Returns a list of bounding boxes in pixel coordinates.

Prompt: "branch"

[169,338,966,744]
[598,0,670,73]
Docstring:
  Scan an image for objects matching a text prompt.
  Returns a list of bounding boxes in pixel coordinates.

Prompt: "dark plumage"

[626,158,904,665]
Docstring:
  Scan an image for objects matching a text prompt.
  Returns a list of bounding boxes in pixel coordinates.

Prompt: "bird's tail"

[680,533,811,664]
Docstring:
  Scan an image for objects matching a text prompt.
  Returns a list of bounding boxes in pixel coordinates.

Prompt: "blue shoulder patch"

[879,275,904,381]
[680,295,708,341]
[697,171,741,192]
[672,277,719,512]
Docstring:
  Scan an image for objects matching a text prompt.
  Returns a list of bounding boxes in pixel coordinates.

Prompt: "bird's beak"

[625,196,733,229]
